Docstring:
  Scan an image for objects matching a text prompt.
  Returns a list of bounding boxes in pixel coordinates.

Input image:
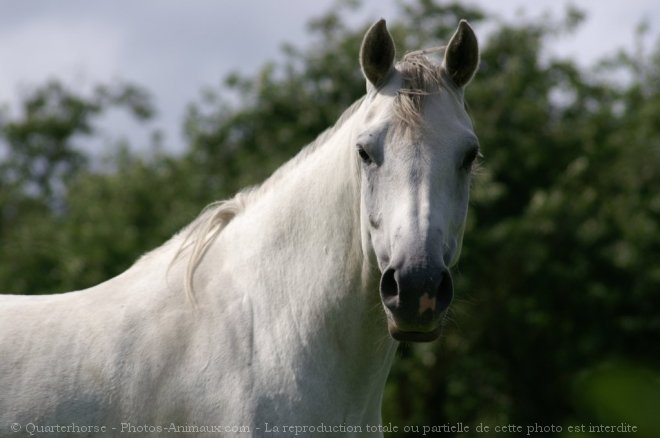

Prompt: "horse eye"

[357,145,373,164]
[461,147,479,170]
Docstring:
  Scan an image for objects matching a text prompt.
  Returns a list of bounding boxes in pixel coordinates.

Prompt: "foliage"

[1,0,658,434]
[0,81,157,291]
[569,362,660,438]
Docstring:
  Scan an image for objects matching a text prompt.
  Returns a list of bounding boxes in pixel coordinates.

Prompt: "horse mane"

[173,193,251,305]
[175,49,452,303]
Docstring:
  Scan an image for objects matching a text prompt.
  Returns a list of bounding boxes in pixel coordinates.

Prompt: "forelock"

[392,51,447,129]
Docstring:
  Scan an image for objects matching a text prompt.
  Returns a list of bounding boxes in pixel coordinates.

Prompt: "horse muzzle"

[379,263,453,342]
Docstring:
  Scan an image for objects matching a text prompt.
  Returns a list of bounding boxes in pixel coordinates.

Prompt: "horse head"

[356,19,480,342]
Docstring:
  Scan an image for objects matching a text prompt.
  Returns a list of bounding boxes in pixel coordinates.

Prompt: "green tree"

[0,81,155,293]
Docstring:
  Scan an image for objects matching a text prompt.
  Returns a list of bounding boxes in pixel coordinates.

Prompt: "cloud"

[0,18,124,104]
[0,0,657,153]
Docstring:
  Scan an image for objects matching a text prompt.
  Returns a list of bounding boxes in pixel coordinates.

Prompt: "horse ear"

[360,19,396,87]
[442,20,479,88]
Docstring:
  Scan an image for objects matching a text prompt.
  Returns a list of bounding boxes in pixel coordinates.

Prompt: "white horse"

[0,20,479,437]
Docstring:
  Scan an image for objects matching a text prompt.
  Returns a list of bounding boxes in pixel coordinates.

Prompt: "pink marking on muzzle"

[418,293,437,315]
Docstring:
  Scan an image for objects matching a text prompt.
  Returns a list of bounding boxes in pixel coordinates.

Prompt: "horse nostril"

[380,268,399,305]
[437,270,454,312]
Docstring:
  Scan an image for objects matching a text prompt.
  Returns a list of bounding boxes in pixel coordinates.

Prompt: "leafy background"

[1,1,659,436]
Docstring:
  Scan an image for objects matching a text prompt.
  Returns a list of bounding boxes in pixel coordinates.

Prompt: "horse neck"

[200,108,397,415]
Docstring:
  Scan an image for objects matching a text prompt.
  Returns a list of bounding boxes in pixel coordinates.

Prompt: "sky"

[1,0,659,155]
